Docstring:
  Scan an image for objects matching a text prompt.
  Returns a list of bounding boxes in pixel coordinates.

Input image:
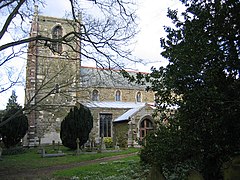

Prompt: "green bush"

[104,137,113,148]
[2,146,26,155]
[60,104,93,149]
[0,91,28,148]
[116,134,127,148]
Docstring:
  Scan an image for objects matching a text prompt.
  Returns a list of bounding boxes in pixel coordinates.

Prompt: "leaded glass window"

[100,113,112,137]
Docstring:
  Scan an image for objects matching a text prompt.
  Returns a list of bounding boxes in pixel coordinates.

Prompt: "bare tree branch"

[0,0,26,39]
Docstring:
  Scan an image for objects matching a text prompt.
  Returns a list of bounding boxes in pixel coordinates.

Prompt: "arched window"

[115,90,121,101]
[140,119,153,141]
[100,113,112,137]
[52,25,63,53]
[92,89,99,101]
[136,91,141,102]
[55,83,60,93]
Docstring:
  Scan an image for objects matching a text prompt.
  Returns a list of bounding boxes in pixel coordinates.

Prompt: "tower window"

[92,89,99,101]
[55,83,60,93]
[115,90,121,101]
[136,91,142,102]
[52,25,63,53]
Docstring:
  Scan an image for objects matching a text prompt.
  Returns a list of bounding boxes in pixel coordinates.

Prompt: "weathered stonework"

[25,9,156,147]
[25,8,80,146]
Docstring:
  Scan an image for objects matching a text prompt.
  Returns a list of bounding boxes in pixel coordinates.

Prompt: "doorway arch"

[139,116,154,141]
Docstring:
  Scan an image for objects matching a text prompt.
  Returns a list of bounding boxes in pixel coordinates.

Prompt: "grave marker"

[76,138,80,155]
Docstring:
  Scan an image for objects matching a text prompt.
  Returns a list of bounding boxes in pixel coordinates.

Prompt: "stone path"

[0,152,137,180]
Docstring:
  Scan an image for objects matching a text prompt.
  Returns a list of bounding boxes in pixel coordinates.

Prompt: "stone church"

[24,8,155,147]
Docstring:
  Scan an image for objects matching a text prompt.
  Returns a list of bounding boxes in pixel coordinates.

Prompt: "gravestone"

[101,135,106,151]
[57,141,62,153]
[38,136,41,147]
[187,170,204,180]
[76,138,80,155]
[52,140,56,151]
[114,145,120,150]
[224,156,240,179]
[115,139,120,150]
[97,135,106,153]
[41,147,65,158]
[41,147,46,157]
[147,166,166,180]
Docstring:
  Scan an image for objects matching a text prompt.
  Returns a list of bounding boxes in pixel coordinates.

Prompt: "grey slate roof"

[113,105,146,122]
[79,66,147,89]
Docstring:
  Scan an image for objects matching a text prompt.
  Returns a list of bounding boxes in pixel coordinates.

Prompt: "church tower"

[25,6,81,146]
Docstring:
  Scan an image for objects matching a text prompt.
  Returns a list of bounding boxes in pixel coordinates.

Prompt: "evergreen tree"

[0,91,28,148]
[60,104,93,149]
[6,90,19,110]
[140,0,240,179]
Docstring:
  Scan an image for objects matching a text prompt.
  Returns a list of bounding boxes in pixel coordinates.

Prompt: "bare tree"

[0,0,138,93]
[0,0,138,130]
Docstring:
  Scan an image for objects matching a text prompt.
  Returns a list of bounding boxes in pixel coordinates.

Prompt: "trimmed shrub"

[60,104,93,149]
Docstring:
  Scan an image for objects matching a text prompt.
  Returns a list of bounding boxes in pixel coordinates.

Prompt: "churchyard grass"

[0,146,139,171]
[53,155,148,179]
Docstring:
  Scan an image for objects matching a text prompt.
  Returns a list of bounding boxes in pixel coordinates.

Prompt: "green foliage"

[6,90,19,110]
[54,155,148,180]
[2,146,26,155]
[114,124,128,148]
[60,104,93,149]
[116,133,128,148]
[140,124,201,179]
[104,137,113,148]
[0,91,28,148]
[140,0,240,179]
[0,146,139,171]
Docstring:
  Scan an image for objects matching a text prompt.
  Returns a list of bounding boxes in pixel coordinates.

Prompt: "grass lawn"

[0,146,139,171]
[53,155,148,180]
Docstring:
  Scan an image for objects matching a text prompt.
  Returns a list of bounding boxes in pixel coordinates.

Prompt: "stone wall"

[25,13,155,146]
[78,87,155,102]
[113,122,128,148]
[88,108,130,143]
[25,14,80,146]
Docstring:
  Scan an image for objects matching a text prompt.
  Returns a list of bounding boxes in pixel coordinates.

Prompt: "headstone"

[224,156,240,180]
[41,146,65,158]
[52,140,56,151]
[37,137,42,154]
[38,136,41,146]
[76,138,80,155]
[114,146,120,150]
[41,147,46,157]
[147,166,166,180]
[187,170,204,180]
[101,135,106,151]
[114,139,120,150]
[57,141,62,153]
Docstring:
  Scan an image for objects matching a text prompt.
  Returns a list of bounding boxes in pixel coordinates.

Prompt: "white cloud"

[133,0,185,72]
[0,0,185,109]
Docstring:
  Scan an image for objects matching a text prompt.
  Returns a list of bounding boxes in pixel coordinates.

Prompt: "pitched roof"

[79,66,147,89]
[113,105,145,122]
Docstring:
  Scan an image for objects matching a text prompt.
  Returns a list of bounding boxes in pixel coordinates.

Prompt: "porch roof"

[113,105,145,122]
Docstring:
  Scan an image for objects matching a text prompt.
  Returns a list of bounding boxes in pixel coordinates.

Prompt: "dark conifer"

[0,91,28,148]
[60,104,93,149]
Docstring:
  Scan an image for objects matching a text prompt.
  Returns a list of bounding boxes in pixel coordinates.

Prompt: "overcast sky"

[0,0,185,109]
